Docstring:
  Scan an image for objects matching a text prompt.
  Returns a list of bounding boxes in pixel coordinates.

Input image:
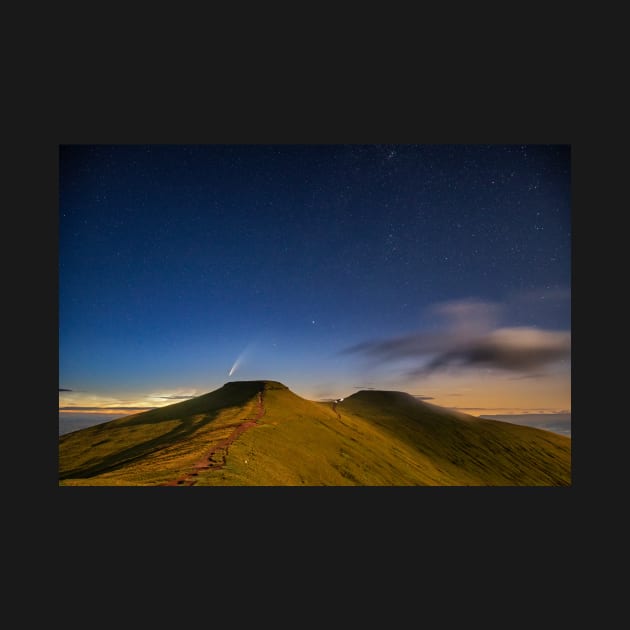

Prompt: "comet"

[228,355,243,377]
[228,343,256,377]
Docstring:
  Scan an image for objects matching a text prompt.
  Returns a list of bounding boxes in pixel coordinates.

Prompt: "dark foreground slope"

[59,381,571,486]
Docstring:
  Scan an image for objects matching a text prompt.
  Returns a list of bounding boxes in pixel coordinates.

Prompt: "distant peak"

[346,389,426,404]
[223,380,288,391]
[349,389,411,396]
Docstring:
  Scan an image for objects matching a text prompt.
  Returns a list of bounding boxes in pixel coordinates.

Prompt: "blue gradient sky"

[59,145,570,413]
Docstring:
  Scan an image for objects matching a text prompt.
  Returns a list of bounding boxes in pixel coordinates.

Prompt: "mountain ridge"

[59,380,571,486]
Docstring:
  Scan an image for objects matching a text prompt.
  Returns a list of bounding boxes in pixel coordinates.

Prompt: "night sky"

[59,145,570,416]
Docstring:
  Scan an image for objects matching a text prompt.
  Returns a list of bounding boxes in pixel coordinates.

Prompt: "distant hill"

[59,380,571,486]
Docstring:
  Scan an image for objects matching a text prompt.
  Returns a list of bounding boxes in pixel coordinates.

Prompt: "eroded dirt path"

[161,391,265,486]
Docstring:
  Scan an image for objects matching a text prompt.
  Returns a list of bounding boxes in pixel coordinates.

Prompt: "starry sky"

[59,144,571,416]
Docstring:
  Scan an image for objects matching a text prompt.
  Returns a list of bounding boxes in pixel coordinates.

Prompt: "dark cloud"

[342,298,498,361]
[342,298,570,378]
[410,328,570,376]
[411,395,434,400]
[59,388,72,392]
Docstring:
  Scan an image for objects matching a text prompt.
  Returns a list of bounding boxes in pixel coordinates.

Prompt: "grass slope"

[59,381,265,485]
[336,391,571,486]
[59,381,571,486]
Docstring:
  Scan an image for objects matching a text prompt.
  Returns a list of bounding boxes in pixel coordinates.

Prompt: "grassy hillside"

[59,381,265,485]
[336,391,570,485]
[59,381,571,486]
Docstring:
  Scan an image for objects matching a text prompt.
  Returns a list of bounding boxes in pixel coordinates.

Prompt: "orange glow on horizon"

[58,407,156,414]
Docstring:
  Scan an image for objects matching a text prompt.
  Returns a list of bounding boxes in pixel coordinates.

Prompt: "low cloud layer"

[59,406,156,411]
[342,298,570,378]
[156,395,195,400]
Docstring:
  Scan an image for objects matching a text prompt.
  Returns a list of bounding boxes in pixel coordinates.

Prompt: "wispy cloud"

[147,390,198,403]
[429,298,503,332]
[59,388,72,392]
[342,298,570,378]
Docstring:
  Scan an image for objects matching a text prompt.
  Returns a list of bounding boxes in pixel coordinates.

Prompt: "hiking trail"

[161,390,265,486]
